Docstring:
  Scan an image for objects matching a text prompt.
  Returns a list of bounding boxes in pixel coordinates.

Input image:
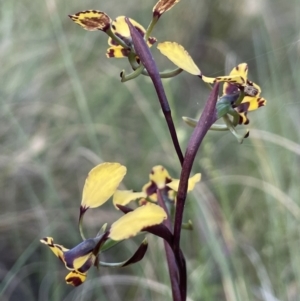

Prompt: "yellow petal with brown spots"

[203,63,248,86]
[65,271,87,287]
[69,10,111,31]
[153,0,181,17]
[111,16,145,42]
[149,165,172,189]
[228,63,248,80]
[40,237,68,263]
[110,16,156,48]
[106,46,130,58]
[202,74,246,85]
[242,96,267,111]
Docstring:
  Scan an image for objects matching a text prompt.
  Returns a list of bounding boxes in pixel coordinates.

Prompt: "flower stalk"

[125,18,184,165]
[156,189,181,301]
[173,83,219,258]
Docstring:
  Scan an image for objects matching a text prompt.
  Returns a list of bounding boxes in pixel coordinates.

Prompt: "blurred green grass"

[1,0,300,300]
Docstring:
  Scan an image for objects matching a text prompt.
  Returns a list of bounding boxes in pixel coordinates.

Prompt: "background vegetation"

[1,0,300,300]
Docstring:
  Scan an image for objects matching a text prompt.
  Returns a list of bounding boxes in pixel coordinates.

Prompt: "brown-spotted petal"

[106,45,131,58]
[202,74,246,85]
[149,165,172,189]
[69,10,112,32]
[109,16,157,48]
[241,96,267,111]
[235,102,250,124]
[203,63,249,86]
[153,0,181,18]
[40,237,68,263]
[142,165,173,201]
[112,16,145,41]
[229,63,248,81]
[65,271,87,287]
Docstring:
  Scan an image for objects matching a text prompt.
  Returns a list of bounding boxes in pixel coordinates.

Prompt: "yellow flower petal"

[241,96,267,111]
[40,237,68,263]
[206,63,266,125]
[237,111,249,125]
[203,63,248,86]
[72,253,94,271]
[109,16,156,49]
[229,63,248,79]
[81,163,127,209]
[150,165,172,189]
[202,74,246,85]
[157,42,201,75]
[153,0,181,17]
[106,46,130,58]
[113,190,146,208]
[201,75,217,84]
[108,36,156,48]
[69,10,111,31]
[142,165,174,202]
[111,16,145,42]
[167,173,201,192]
[109,203,167,241]
[65,271,87,287]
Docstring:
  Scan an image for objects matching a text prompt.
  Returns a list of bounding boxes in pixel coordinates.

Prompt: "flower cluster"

[113,165,200,206]
[41,163,200,286]
[41,0,269,293]
[69,0,266,143]
[41,163,166,286]
[157,42,266,133]
[69,0,180,60]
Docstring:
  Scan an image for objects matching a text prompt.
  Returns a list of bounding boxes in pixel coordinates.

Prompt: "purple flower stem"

[125,18,184,166]
[157,189,182,301]
[173,83,219,298]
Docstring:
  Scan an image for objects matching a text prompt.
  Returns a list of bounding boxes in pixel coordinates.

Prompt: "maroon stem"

[125,18,184,166]
[173,83,220,269]
[157,190,181,301]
